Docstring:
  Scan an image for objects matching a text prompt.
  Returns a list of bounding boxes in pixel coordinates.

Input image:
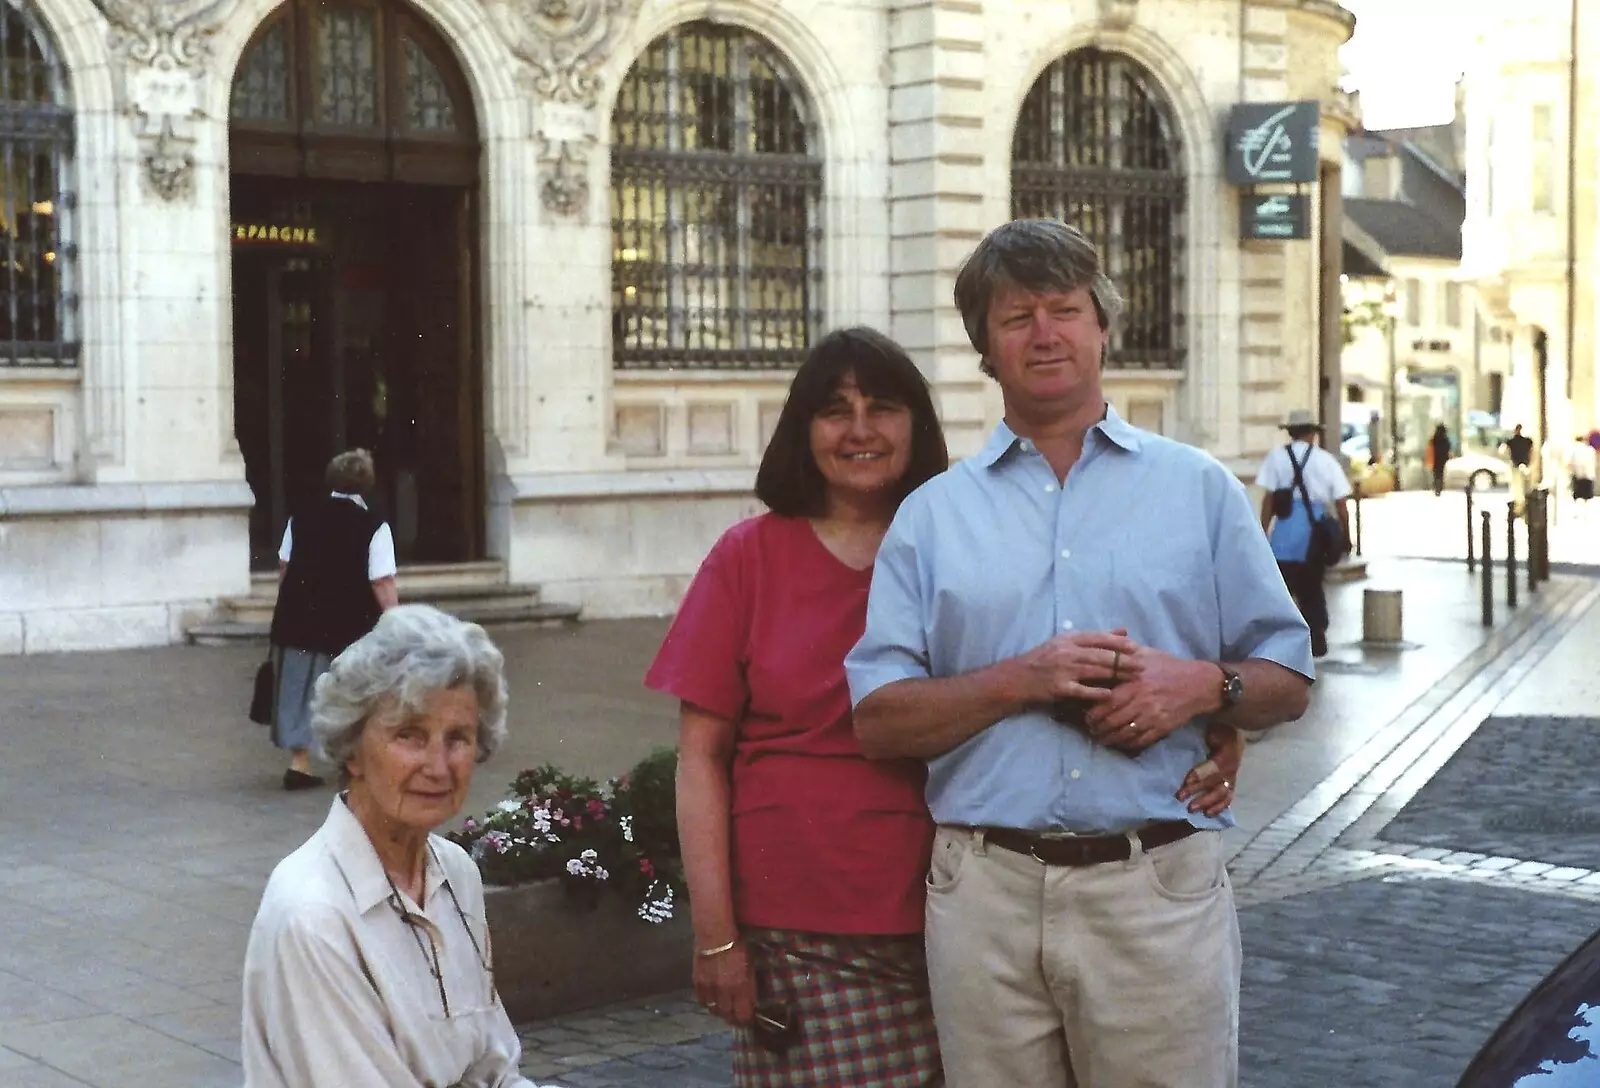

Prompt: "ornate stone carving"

[93,1,228,203]
[1098,0,1139,30]
[138,113,196,201]
[486,0,645,106]
[94,0,229,71]
[538,138,590,218]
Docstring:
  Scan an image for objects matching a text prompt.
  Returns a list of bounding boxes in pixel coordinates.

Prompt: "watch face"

[1224,675,1244,703]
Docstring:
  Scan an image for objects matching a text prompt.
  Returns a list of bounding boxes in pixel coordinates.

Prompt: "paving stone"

[1379,716,1600,869]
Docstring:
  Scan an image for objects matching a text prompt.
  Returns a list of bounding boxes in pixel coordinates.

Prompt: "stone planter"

[484,879,692,1023]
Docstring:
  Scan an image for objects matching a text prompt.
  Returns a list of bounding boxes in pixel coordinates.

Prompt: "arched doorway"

[229,0,482,570]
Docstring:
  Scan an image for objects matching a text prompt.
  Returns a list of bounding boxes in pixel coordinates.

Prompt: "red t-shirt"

[645,513,933,935]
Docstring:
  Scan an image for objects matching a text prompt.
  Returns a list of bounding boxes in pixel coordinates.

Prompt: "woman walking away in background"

[268,448,398,790]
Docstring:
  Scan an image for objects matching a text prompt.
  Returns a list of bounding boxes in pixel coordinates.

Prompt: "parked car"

[1444,450,1511,491]
[1458,926,1600,1085]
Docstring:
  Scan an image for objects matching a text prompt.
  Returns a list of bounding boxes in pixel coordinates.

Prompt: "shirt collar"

[973,403,1144,468]
[331,491,368,509]
[322,796,448,916]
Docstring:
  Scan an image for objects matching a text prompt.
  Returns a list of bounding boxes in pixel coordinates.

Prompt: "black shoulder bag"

[1288,445,1347,568]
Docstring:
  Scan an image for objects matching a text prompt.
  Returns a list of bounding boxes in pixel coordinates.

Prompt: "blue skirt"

[270,646,333,751]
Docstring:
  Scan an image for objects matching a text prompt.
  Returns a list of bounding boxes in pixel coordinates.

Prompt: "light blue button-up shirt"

[845,409,1314,834]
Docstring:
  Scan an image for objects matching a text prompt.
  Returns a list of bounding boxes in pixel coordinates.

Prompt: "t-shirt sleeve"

[368,523,398,581]
[1254,450,1285,492]
[845,504,931,706]
[1316,451,1353,502]
[1210,470,1315,681]
[643,528,750,720]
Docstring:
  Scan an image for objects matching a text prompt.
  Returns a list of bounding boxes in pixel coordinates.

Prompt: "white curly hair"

[309,604,509,771]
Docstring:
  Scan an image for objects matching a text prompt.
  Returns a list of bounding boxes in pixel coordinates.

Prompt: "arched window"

[611,22,823,370]
[1012,49,1186,370]
[229,0,477,184]
[1,1,75,365]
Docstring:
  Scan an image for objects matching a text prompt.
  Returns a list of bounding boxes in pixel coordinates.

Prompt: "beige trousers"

[924,826,1241,1088]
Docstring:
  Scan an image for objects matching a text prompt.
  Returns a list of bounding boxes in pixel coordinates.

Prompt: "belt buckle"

[1030,828,1103,865]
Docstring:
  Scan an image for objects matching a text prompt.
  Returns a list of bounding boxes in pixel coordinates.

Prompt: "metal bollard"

[1353,482,1364,558]
[1481,510,1494,626]
[1529,490,1545,592]
[1506,501,1518,610]
[1538,488,1553,582]
[1465,485,1475,573]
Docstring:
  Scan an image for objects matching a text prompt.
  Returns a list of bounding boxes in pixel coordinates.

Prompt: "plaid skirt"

[733,928,943,1088]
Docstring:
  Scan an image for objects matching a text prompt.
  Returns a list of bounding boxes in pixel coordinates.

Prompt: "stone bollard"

[1362,589,1404,644]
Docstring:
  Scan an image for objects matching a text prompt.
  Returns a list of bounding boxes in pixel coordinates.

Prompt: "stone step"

[248,560,509,597]
[186,599,581,646]
[223,582,545,625]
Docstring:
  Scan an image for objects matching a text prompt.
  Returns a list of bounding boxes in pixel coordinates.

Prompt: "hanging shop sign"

[1225,102,1321,185]
[1240,192,1309,241]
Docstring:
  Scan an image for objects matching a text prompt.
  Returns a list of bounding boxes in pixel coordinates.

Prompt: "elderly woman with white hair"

[243,604,544,1087]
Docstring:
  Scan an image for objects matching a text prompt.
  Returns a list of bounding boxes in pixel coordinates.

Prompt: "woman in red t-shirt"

[646,327,1243,1087]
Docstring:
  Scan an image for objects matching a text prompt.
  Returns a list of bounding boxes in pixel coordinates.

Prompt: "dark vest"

[269,495,385,656]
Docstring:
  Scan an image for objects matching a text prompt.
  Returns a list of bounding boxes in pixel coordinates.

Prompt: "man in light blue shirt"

[846,219,1314,1087]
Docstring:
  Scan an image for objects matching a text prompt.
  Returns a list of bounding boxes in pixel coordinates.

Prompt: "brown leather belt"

[981,820,1200,867]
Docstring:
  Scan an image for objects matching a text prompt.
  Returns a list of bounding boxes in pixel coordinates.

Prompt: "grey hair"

[954,219,1125,376]
[325,448,376,495]
[309,604,509,773]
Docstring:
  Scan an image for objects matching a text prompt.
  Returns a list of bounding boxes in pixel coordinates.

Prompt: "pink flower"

[639,859,655,877]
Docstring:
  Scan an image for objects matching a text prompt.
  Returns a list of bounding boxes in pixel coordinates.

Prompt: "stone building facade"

[1461,2,1597,461]
[0,0,1354,654]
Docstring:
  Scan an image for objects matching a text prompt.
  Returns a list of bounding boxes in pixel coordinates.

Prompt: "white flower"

[619,815,635,843]
[579,849,598,861]
[565,858,586,876]
[497,799,523,814]
[637,882,675,923]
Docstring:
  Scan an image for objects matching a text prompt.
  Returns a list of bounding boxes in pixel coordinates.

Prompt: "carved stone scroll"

[93,0,227,202]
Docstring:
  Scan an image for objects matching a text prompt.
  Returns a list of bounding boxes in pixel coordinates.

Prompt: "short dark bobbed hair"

[755,327,949,518]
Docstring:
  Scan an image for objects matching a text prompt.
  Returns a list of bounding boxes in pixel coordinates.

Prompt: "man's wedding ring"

[1111,650,1121,680]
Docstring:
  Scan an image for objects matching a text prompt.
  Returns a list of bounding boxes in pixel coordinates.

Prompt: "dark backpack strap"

[1288,444,1318,525]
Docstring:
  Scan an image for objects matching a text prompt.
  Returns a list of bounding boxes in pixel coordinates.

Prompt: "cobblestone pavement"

[1381,716,1600,869]
[1238,874,1598,1088]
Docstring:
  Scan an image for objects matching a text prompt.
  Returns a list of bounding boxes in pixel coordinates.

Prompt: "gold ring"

[1223,780,1232,790]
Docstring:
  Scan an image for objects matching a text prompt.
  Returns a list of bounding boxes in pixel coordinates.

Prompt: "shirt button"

[1020,440,1033,453]
[1045,483,1057,493]
[1061,619,1074,631]
[1070,769,1082,780]
[1060,549,1071,560]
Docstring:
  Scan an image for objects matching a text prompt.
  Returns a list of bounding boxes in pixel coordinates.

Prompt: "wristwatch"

[1216,663,1244,710]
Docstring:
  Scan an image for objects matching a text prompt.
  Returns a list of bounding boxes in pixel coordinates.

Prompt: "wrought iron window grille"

[1011,48,1187,371]
[611,22,824,371]
[1,0,77,367]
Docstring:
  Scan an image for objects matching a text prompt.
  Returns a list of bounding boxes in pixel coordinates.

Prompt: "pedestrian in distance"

[847,218,1314,1088]
[1428,423,1453,496]
[242,605,554,1087]
[1570,436,1595,503]
[648,323,1256,1087]
[267,448,399,790]
[1256,412,1352,659]
[1504,424,1535,516]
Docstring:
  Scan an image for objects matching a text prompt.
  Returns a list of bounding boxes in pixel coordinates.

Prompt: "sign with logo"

[1225,102,1321,185]
[231,222,319,246]
[1240,193,1309,240]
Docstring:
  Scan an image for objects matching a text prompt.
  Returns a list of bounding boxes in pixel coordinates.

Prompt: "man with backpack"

[1256,410,1352,658]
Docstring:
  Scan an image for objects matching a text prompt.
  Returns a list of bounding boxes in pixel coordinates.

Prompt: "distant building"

[1461,3,1597,461]
[1340,119,1510,476]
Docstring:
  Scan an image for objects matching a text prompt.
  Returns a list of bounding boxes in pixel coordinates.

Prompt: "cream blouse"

[242,798,538,1087]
